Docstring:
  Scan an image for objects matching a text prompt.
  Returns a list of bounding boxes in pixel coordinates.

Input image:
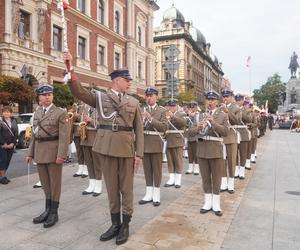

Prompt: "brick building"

[0,0,159,112]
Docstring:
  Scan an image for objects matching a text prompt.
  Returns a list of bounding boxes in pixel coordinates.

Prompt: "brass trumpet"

[79,121,87,141]
[67,111,74,120]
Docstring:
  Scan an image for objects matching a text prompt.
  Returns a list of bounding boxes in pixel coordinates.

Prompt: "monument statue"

[291,87,297,104]
[288,51,299,78]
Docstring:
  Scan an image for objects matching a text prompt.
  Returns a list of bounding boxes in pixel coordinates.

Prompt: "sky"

[153,0,300,94]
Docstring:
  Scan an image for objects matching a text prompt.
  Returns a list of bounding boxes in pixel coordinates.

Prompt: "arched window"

[114,11,120,33]
[137,26,142,46]
[98,0,104,24]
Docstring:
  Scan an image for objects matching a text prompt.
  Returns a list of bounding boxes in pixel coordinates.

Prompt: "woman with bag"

[0,106,18,184]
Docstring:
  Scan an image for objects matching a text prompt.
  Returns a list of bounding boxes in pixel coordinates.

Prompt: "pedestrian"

[0,106,18,184]
[26,83,69,228]
[268,114,274,130]
[139,86,168,206]
[64,52,144,245]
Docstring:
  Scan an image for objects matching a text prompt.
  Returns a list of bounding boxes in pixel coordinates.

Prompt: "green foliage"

[177,90,195,104]
[53,83,75,108]
[0,75,35,105]
[252,73,286,113]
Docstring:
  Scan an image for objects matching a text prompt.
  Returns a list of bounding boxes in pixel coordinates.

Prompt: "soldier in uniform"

[64,52,143,246]
[185,101,200,175]
[80,106,102,196]
[220,90,240,193]
[72,102,88,178]
[26,84,69,228]
[249,105,260,164]
[234,95,251,179]
[164,99,186,188]
[139,86,168,206]
[189,91,229,216]
[243,100,254,171]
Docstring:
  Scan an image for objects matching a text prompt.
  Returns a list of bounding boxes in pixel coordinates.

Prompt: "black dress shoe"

[214,210,223,216]
[81,174,88,178]
[228,190,235,194]
[43,213,58,228]
[175,185,181,189]
[93,192,101,197]
[234,176,239,179]
[250,161,256,164]
[239,176,245,180]
[33,184,42,188]
[220,189,227,192]
[200,208,211,214]
[82,190,93,195]
[153,201,160,206]
[194,173,199,175]
[73,173,82,177]
[0,178,9,184]
[185,172,192,175]
[138,199,152,205]
[164,183,174,187]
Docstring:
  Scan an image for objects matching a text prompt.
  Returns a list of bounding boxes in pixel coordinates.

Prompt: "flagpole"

[249,65,252,96]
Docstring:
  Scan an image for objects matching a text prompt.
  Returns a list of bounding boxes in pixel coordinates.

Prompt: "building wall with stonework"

[0,0,159,112]
[154,5,224,107]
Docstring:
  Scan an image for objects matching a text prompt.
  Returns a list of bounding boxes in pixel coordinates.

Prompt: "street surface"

[0,129,299,249]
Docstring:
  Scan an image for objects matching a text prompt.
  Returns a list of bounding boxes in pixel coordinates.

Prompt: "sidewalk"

[1,130,299,249]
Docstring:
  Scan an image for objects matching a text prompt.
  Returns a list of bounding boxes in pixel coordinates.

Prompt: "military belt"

[165,130,185,134]
[198,136,223,142]
[144,131,164,136]
[230,125,247,129]
[36,136,59,142]
[97,125,132,132]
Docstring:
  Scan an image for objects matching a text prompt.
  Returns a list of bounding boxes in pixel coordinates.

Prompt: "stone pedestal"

[282,78,300,112]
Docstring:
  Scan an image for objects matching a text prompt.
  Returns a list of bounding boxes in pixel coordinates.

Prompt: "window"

[138,61,142,79]
[164,69,171,80]
[98,0,104,24]
[114,11,120,33]
[53,25,62,51]
[137,26,142,46]
[78,0,86,13]
[78,36,86,59]
[18,10,31,39]
[98,45,105,65]
[114,52,120,69]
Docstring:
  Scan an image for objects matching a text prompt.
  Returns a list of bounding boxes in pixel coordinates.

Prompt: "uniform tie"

[118,93,122,103]
[43,108,47,116]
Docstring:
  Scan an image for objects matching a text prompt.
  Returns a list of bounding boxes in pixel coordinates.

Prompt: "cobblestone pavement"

[1,130,299,249]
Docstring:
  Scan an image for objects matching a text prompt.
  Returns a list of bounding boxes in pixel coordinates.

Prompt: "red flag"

[246,56,251,67]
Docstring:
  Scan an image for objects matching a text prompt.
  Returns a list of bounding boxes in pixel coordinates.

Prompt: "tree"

[252,73,286,113]
[0,75,35,105]
[53,83,75,108]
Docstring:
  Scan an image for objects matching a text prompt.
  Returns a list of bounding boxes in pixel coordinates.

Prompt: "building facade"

[0,0,159,112]
[154,5,225,107]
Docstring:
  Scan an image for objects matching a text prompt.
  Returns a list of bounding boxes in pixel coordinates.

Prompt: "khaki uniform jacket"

[28,105,69,163]
[143,105,168,154]
[223,103,240,145]
[68,79,144,158]
[249,112,259,138]
[186,111,201,142]
[165,111,186,149]
[189,108,229,159]
[239,108,252,141]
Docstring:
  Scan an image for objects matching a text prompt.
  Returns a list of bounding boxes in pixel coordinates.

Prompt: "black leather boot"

[43,201,59,228]
[116,214,131,245]
[100,213,121,241]
[33,199,51,224]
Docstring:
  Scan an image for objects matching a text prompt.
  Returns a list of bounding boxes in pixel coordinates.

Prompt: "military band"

[22,50,266,245]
